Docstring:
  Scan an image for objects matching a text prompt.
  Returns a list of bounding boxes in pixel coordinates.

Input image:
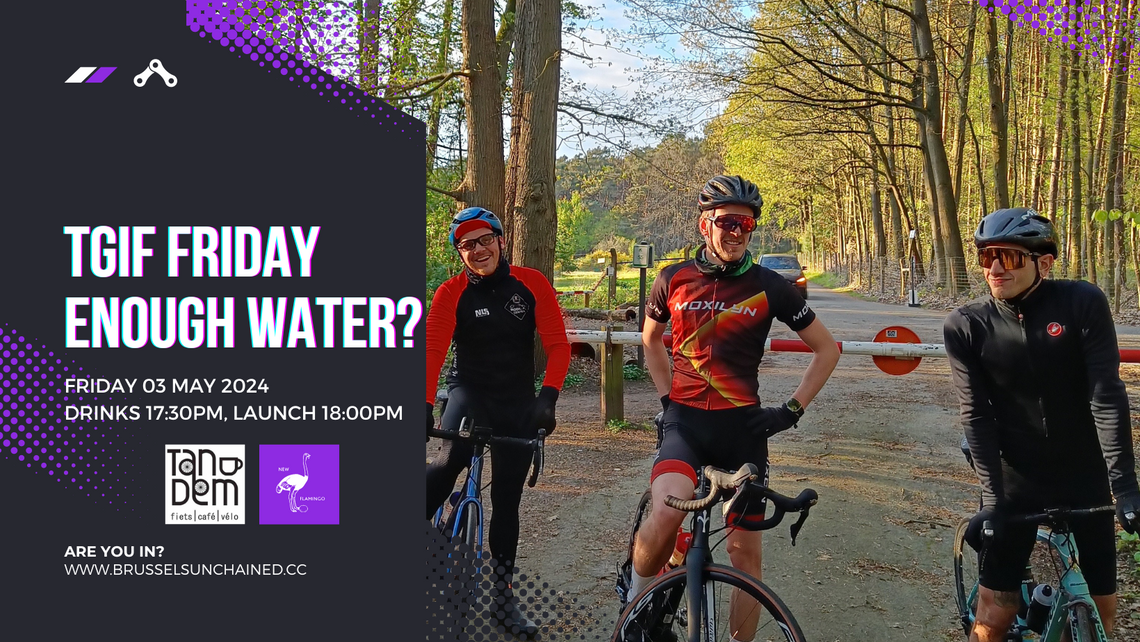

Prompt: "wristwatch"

[784,397,804,418]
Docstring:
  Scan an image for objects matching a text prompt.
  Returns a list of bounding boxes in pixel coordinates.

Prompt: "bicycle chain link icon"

[134,59,177,87]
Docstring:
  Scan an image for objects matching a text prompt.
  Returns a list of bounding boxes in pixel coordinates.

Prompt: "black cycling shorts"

[652,403,770,527]
[978,493,1116,595]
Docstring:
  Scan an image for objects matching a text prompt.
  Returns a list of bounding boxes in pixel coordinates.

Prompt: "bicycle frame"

[962,527,1108,642]
[432,442,488,547]
[683,476,713,642]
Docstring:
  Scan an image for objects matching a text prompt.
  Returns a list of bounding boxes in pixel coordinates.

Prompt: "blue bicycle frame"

[961,525,1109,641]
[432,442,488,547]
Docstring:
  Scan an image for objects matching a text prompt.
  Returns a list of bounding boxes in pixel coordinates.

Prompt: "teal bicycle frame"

[958,506,1114,642]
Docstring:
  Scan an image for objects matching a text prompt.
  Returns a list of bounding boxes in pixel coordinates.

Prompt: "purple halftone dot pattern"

[184,1,422,132]
[980,0,1140,82]
[1,325,142,514]
[425,528,603,640]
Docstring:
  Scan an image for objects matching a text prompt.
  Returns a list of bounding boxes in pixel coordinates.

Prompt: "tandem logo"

[165,445,245,525]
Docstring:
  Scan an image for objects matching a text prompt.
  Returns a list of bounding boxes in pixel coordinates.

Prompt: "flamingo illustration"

[275,453,311,512]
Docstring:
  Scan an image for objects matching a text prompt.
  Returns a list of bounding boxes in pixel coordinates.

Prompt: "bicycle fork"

[685,509,710,642]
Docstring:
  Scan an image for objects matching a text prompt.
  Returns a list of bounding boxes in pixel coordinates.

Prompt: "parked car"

[758,254,808,299]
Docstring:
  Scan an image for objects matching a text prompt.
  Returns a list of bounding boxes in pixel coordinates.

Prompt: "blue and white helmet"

[448,207,504,248]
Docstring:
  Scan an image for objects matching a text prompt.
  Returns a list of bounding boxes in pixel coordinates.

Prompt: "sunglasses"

[456,233,498,253]
[707,214,757,233]
[977,247,1037,270]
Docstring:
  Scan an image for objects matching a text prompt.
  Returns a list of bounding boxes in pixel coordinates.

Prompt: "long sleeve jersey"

[425,261,571,403]
[943,279,1137,506]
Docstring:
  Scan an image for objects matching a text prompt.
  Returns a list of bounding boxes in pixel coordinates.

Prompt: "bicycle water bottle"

[666,528,692,569]
[1025,583,1054,634]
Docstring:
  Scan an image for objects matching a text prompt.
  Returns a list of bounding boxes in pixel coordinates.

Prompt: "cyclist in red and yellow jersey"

[627,175,840,641]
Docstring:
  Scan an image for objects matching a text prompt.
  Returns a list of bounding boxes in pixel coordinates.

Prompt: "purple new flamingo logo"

[259,445,339,524]
[275,452,311,513]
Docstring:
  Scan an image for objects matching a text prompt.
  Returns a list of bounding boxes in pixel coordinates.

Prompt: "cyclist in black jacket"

[944,208,1140,642]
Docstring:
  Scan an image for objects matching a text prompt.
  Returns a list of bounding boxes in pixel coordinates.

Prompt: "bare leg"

[631,473,694,580]
[1091,594,1115,636]
[725,528,762,641]
[969,587,1020,642]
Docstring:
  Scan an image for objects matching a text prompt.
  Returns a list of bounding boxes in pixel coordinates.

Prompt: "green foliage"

[804,270,844,289]
[605,418,650,434]
[1119,531,1140,577]
[562,373,585,388]
[623,364,648,380]
[556,192,597,272]
[426,166,463,304]
[1093,209,1124,223]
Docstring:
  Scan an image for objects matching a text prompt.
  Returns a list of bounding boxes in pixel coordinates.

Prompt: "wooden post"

[608,248,618,307]
[583,291,591,308]
[637,266,647,369]
[600,324,624,423]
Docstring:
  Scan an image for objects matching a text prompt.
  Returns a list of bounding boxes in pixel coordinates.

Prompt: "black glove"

[660,395,671,412]
[525,386,560,435]
[750,405,799,440]
[964,506,1004,552]
[1115,489,1140,534]
[426,402,435,442]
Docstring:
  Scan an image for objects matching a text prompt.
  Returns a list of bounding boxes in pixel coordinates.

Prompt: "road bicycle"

[952,505,1117,642]
[612,462,817,642]
[953,436,1123,641]
[428,392,546,548]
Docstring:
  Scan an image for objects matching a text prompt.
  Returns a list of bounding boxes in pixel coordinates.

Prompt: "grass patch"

[562,372,585,389]
[804,270,847,290]
[605,418,651,434]
[623,364,648,381]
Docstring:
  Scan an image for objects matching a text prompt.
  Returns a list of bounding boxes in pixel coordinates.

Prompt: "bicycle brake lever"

[790,508,810,546]
[527,430,546,488]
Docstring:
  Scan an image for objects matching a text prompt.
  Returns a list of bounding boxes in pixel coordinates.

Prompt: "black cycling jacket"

[943,279,1137,506]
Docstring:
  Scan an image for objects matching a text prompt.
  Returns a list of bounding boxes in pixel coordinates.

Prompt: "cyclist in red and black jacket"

[944,208,1140,642]
[425,207,570,635]
[626,175,840,640]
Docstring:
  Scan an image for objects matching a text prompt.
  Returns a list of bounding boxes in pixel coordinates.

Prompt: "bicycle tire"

[952,518,979,637]
[1069,602,1100,642]
[629,490,653,556]
[612,564,807,642]
[460,502,479,548]
[617,490,653,606]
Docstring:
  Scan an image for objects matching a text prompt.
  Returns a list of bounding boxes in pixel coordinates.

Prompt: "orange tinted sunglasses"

[977,247,1036,269]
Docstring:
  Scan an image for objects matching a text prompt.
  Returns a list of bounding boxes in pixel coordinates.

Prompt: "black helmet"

[697,175,762,217]
[974,207,1058,257]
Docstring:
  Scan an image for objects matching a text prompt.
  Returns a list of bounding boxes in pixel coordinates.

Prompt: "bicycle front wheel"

[952,518,979,637]
[1069,602,1101,642]
[612,563,806,642]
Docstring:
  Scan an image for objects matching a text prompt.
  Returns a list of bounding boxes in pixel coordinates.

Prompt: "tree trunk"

[953,1,978,207]
[495,0,517,89]
[1103,1,1134,304]
[1047,53,1068,223]
[505,0,562,280]
[359,0,383,96]
[426,0,457,171]
[914,0,966,290]
[1030,44,1050,211]
[1069,45,1085,280]
[457,0,506,216]
[880,3,904,261]
[985,9,1010,209]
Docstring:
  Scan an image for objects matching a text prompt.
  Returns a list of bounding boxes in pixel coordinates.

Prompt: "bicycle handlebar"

[664,464,819,539]
[981,505,1116,541]
[427,423,547,488]
[1007,505,1115,525]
